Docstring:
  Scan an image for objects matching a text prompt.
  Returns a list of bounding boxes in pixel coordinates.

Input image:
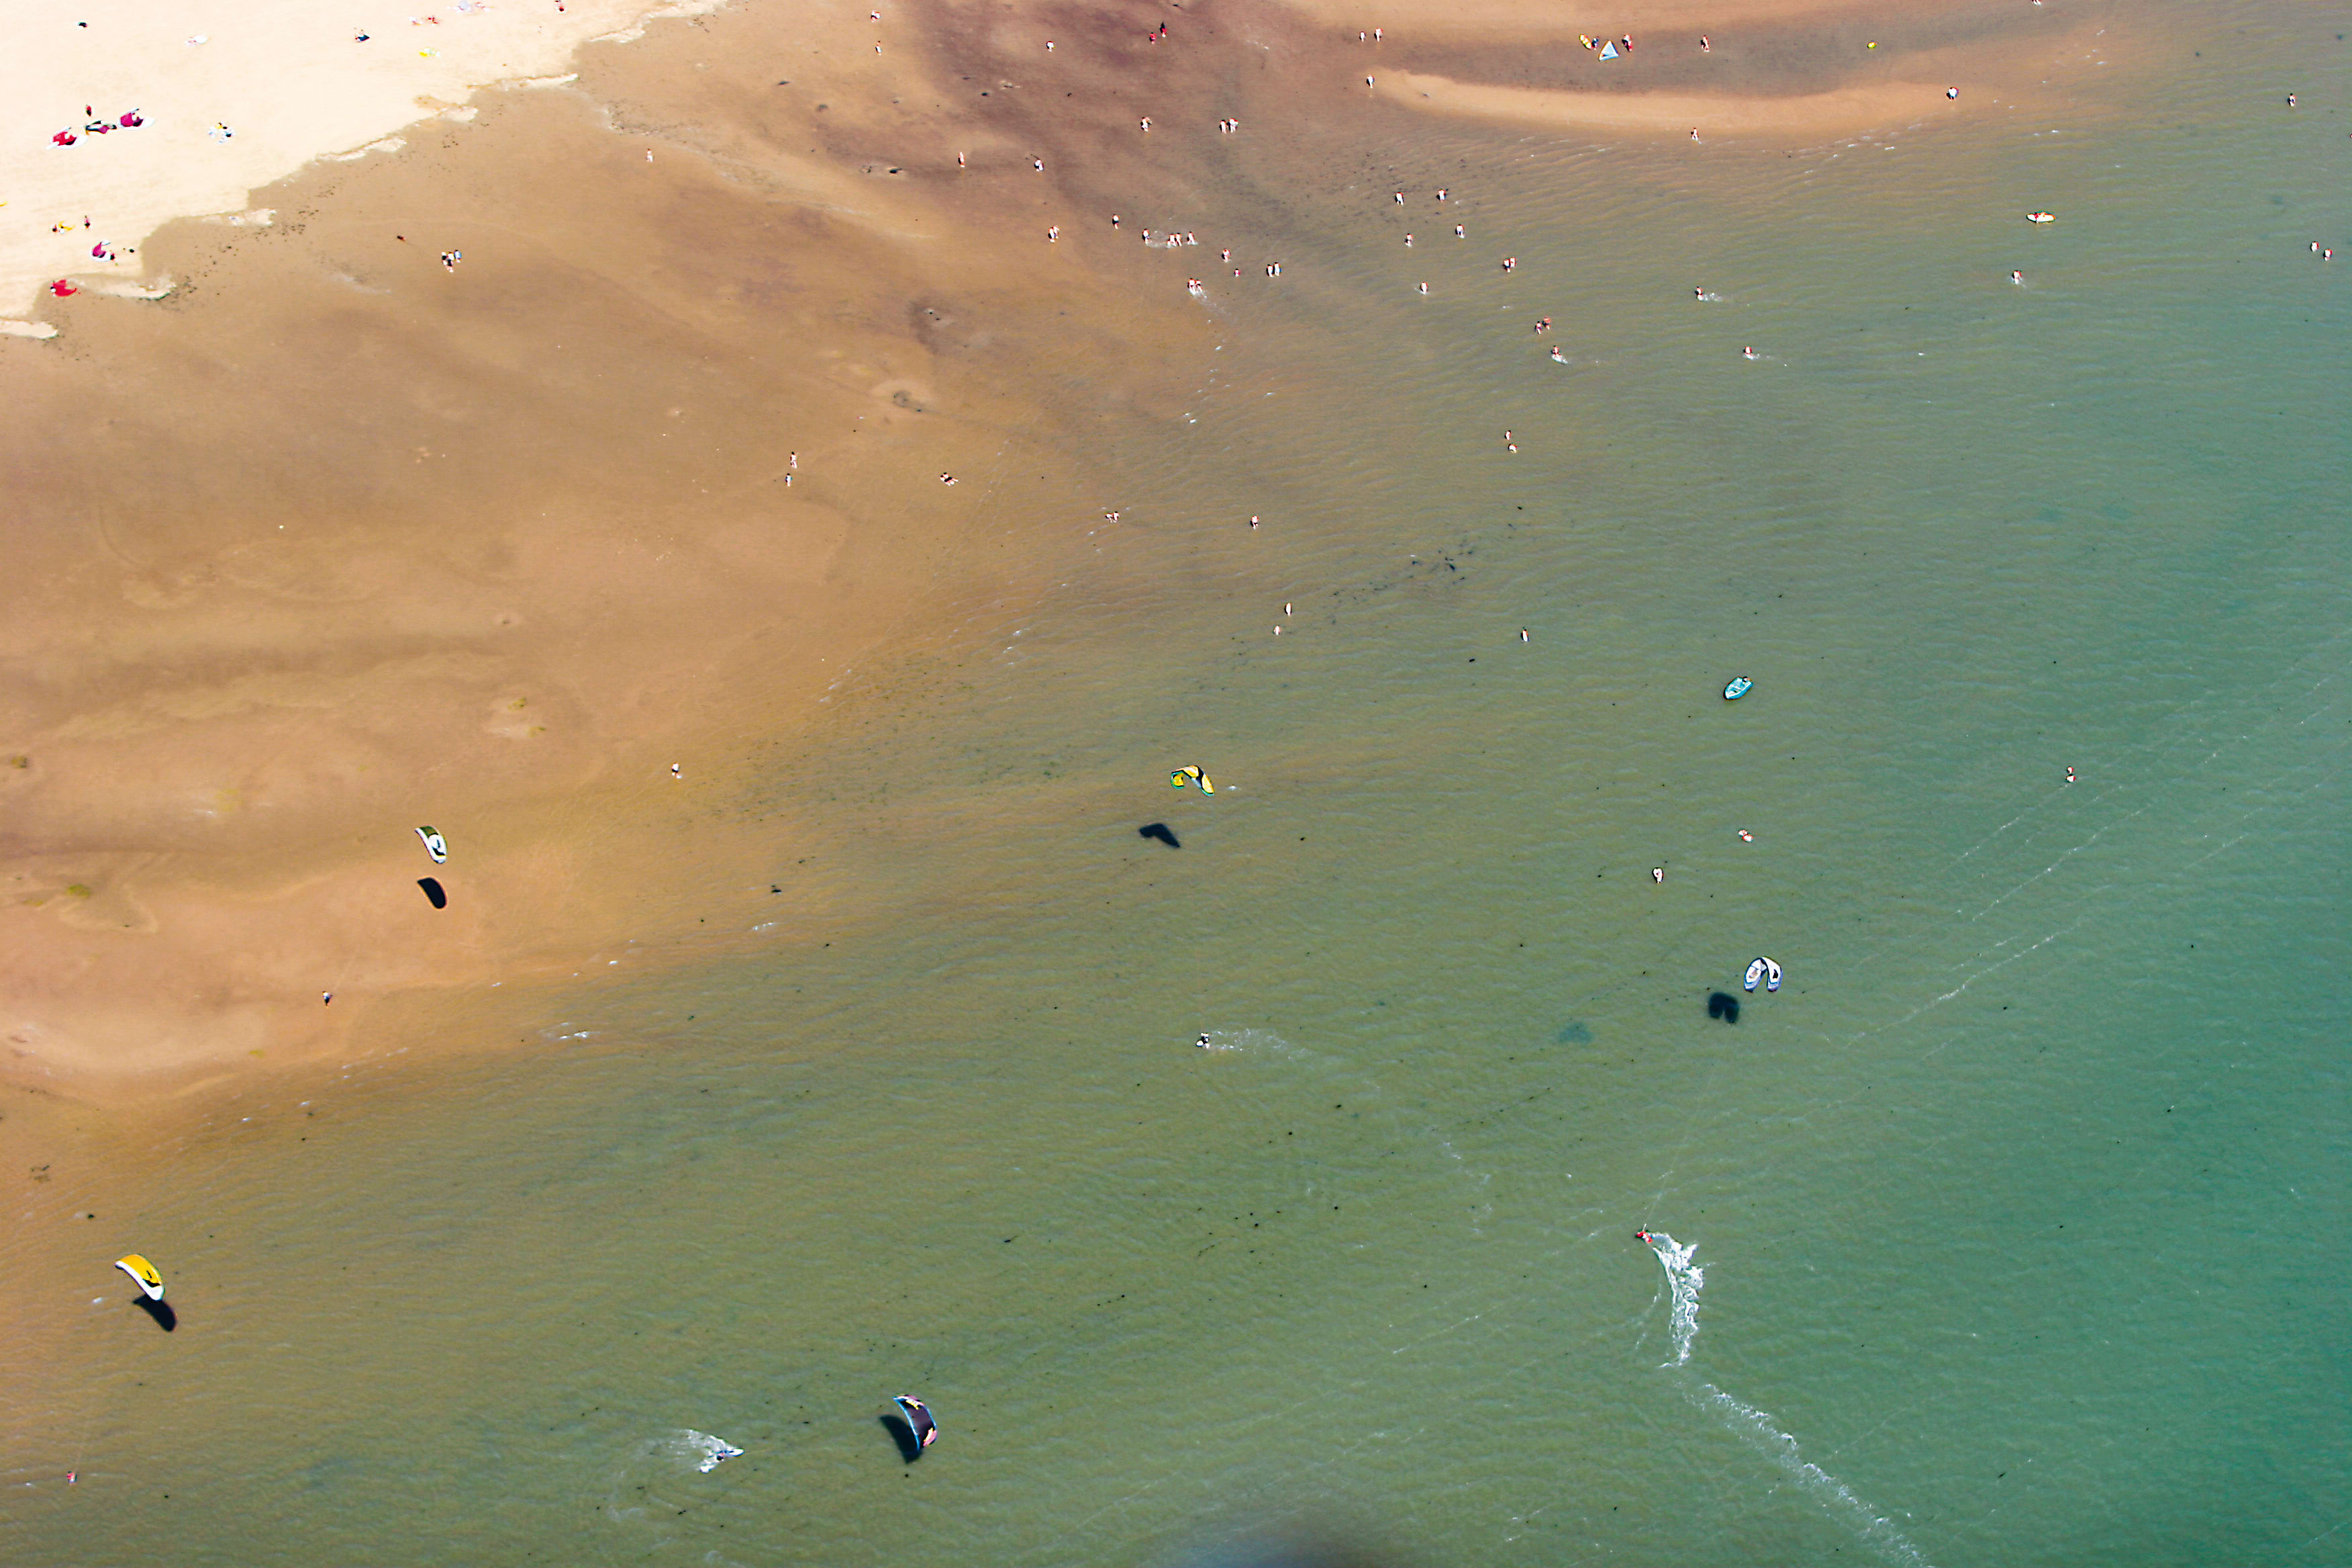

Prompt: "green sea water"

[7,5,2349,1563]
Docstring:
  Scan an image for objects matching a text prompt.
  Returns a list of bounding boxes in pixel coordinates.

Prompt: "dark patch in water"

[1706,991,1739,1024]
[879,1412,924,1463]
[1138,822,1181,848]
[1555,1020,1592,1044]
[418,877,446,909]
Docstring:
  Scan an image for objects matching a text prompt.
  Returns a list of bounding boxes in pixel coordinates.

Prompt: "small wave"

[1639,1229,1706,1365]
[1691,1385,1933,1568]
[660,1429,743,1474]
[1193,1027,1287,1052]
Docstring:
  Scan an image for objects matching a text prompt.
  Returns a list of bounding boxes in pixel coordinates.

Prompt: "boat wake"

[1690,1384,1932,1568]
[1638,1230,1934,1568]
[1193,1027,1288,1053]
[1636,1229,1706,1365]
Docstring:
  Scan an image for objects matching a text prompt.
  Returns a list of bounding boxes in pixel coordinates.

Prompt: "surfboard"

[114,1254,164,1301]
[1723,677,1753,700]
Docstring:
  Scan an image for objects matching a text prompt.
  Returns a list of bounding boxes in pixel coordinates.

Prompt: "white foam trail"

[1193,1027,1287,1053]
[1691,1383,1933,1568]
[663,1429,742,1473]
[1638,1229,1705,1365]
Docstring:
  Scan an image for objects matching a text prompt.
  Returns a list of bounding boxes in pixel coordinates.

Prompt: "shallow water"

[6,3,2349,1563]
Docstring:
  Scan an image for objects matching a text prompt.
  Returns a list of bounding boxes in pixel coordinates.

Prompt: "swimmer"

[1454,225,1465,239]
[1695,285,1705,298]
[1742,346,1759,360]
[1395,191,1404,203]
[1947,87,1959,99]
[1549,345,1567,363]
[1417,281,1429,295]
[1197,1034,1212,1048]
[1248,515,1259,528]
[671,763,683,779]
[1692,129,1700,141]
[2065,766,2076,783]
[1046,226,1058,241]
[1501,256,1516,271]
[1534,317,1553,332]
[1700,35,1709,50]
[2287,93,2297,107]
[2011,270,2024,284]
[1436,189,1448,199]
[1651,867,1665,883]
[1519,628,1530,642]
[1737,830,1753,842]
[1405,234,1413,246]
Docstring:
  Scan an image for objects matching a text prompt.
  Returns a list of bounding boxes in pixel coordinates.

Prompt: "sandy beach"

[4,0,2331,1559]
[2,0,2130,1108]
[0,0,736,333]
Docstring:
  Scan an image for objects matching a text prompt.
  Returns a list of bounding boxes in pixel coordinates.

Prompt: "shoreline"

[1,0,2130,1110]
[0,0,727,332]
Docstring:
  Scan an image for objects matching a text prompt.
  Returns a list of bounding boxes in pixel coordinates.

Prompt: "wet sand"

[1,0,2116,1108]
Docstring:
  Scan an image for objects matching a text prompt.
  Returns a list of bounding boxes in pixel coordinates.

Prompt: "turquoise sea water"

[6,5,2349,1563]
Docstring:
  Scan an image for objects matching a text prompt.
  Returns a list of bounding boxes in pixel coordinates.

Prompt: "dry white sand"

[0,0,717,334]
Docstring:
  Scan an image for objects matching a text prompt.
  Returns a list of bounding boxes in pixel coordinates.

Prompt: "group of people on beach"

[50,106,142,146]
